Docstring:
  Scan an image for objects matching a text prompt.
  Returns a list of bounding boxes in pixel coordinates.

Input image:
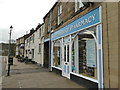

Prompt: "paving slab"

[2,58,85,88]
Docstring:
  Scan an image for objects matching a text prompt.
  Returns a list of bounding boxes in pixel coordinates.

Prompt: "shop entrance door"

[63,44,70,78]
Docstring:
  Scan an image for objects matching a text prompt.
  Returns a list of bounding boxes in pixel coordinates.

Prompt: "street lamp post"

[7,25,13,76]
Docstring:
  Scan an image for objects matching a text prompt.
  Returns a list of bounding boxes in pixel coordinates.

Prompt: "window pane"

[79,0,84,8]
[60,4,62,14]
[64,45,66,62]
[71,34,78,73]
[78,29,97,79]
[60,14,62,24]
[39,29,41,37]
[39,44,41,53]
[63,36,70,43]
[77,1,79,10]
[53,40,61,68]
[67,45,69,62]
[58,3,62,25]
[32,49,34,58]
[71,27,97,79]
[48,15,51,32]
[72,42,75,72]
[76,0,84,11]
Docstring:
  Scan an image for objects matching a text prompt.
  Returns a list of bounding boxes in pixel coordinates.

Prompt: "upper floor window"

[39,28,41,38]
[33,34,34,43]
[48,12,52,32]
[42,24,45,33]
[41,25,44,37]
[27,39,28,43]
[39,44,41,53]
[26,39,28,46]
[75,0,84,12]
[32,49,34,59]
[58,2,62,25]
[30,37,31,41]
[20,39,23,43]
[26,50,27,54]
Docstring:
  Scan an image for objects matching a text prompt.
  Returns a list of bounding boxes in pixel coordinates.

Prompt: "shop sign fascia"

[51,7,101,41]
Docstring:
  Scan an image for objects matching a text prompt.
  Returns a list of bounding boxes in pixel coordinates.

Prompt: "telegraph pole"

[7,25,13,76]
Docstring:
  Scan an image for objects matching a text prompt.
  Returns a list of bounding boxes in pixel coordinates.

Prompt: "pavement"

[2,58,85,88]
[0,56,7,90]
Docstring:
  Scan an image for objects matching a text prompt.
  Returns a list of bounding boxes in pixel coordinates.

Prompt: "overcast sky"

[0,0,57,43]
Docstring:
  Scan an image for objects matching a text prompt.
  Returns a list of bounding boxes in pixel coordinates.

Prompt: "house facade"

[24,24,45,67]
[16,36,25,57]
[34,23,45,67]
[43,1,119,89]
[16,34,30,58]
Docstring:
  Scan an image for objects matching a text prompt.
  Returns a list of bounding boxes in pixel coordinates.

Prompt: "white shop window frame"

[52,39,62,70]
[70,26,98,83]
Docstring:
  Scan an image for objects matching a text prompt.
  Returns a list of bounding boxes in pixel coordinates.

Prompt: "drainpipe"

[106,2,110,88]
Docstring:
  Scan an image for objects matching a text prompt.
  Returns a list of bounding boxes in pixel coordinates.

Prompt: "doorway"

[62,43,70,78]
[44,41,49,68]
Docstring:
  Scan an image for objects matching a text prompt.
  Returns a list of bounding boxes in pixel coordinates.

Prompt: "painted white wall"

[24,24,44,66]
[34,24,44,66]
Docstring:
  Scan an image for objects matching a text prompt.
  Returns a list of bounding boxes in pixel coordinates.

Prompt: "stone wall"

[102,2,119,88]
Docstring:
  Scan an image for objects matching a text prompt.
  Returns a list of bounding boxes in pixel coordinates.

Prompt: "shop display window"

[53,40,61,68]
[71,27,97,79]
[71,34,78,73]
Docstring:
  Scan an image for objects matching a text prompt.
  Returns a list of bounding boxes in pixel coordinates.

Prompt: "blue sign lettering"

[52,7,100,41]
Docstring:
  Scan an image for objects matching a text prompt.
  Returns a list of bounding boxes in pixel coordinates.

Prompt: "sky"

[0,0,57,43]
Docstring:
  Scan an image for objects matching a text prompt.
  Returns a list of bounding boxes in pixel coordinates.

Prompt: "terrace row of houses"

[16,1,120,89]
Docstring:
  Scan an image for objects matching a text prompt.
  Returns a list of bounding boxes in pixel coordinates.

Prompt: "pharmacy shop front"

[51,7,103,88]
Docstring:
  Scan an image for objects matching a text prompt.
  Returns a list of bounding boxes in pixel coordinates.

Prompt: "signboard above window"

[52,7,101,41]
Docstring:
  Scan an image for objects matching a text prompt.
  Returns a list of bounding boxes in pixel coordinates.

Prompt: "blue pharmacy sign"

[51,7,101,41]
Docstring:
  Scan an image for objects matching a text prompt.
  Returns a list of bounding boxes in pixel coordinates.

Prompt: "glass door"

[63,44,70,78]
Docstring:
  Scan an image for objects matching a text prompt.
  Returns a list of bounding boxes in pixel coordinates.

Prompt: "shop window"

[71,27,97,79]
[72,35,79,73]
[53,40,61,68]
